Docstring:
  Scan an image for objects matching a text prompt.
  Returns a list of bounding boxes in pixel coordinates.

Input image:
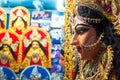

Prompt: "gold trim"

[76,14,103,23]
[64,0,120,79]
[9,6,30,34]
[64,0,75,80]
[0,29,20,72]
[74,0,120,35]
[20,27,51,69]
[76,45,114,80]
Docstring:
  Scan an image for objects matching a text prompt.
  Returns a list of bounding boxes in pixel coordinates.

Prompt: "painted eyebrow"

[75,23,92,30]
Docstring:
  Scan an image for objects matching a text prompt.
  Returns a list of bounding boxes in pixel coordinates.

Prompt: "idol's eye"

[72,31,75,35]
[75,27,89,34]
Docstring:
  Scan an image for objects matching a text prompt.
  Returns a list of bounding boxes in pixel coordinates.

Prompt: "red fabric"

[16,28,22,35]
[22,29,50,61]
[0,61,10,67]
[0,32,19,63]
[72,70,75,80]
[13,9,18,15]
[0,11,3,15]
[30,59,42,65]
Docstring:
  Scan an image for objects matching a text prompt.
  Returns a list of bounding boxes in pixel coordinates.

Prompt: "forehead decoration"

[74,0,120,36]
[73,2,111,36]
[75,4,104,24]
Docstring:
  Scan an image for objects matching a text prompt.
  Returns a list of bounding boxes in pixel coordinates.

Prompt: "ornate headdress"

[0,31,19,52]
[22,27,51,68]
[30,28,42,41]
[75,0,104,24]
[74,0,120,35]
[9,6,30,33]
[23,28,49,48]
[16,9,24,17]
[23,28,42,47]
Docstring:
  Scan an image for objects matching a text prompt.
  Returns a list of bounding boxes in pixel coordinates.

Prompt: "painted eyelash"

[75,23,92,30]
[75,27,89,34]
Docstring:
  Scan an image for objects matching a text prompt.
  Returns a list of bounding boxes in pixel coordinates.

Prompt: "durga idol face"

[32,41,39,49]
[71,16,100,60]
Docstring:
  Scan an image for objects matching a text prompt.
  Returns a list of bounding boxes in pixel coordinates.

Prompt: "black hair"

[76,5,120,79]
[12,16,27,28]
[77,5,111,37]
[24,40,48,55]
[60,49,64,57]
[0,44,17,60]
[0,19,5,28]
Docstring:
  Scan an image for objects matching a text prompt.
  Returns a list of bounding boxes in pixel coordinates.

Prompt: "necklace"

[76,45,114,80]
[31,49,40,63]
[0,50,9,64]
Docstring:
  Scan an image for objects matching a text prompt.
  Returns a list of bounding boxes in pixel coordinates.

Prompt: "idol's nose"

[71,39,79,45]
[71,34,79,45]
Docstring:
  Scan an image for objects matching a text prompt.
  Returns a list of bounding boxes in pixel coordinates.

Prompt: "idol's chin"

[77,52,84,60]
[77,52,88,60]
[76,47,83,60]
[76,46,82,53]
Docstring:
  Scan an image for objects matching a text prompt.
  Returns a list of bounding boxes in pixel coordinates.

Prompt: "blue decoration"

[0,66,17,80]
[20,65,51,80]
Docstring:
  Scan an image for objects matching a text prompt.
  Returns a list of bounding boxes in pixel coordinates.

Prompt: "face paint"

[85,36,96,46]
[71,16,100,60]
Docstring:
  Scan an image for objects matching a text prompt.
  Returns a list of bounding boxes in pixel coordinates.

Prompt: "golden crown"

[75,0,120,34]
[30,28,42,41]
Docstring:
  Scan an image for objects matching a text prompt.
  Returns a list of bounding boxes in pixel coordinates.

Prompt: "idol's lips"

[76,46,82,53]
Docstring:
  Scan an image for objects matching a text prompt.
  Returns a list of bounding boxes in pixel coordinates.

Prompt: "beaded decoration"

[82,33,103,50]
[76,45,114,80]
[75,4,104,24]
